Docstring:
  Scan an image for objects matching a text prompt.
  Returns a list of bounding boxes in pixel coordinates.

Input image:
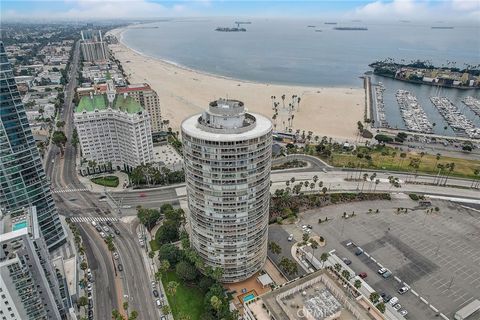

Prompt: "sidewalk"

[137,224,169,319]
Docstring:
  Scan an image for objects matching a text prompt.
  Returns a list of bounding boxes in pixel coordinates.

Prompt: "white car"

[398,286,410,294]
[389,297,399,306]
[87,268,92,277]
[103,226,110,233]
[99,232,106,238]
[287,234,294,241]
[87,283,93,292]
[393,303,402,311]
[399,309,408,316]
[378,268,388,275]
[301,225,307,230]
[113,252,119,260]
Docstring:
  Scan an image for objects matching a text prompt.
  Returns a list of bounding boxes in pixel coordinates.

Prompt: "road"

[44,41,159,320]
[107,168,479,213]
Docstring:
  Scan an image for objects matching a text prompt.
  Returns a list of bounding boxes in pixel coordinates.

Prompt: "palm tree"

[281,94,286,109]
[341,269,351,280]
[210,295,222,311]
[334,263,342,272]
[309,239,319,261]
[374,179,380,192]
[268,241,282,255]
[354,279,362,290]
[443,162,455,186]
[361,173,368,192]
[167,281,179,306]
[320,252,329,267]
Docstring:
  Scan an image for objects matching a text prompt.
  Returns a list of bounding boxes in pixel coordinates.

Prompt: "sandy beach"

[108,27,365,141]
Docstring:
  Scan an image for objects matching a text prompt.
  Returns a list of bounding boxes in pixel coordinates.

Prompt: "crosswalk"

[52,188,89,194]
[69,216,120,223]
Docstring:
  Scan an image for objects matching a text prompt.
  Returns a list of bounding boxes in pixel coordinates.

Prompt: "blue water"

[122,18,479,88]
[121,18,480,130]
[243,293,255,302]
[13,221,27,231]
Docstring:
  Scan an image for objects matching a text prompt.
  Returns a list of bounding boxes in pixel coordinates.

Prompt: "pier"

[430,96,480,139]
[373,82,389,128]
[462,96,480,117]
[396,90,433,133]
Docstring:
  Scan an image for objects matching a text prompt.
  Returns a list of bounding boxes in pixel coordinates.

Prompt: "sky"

[1,0,479,22]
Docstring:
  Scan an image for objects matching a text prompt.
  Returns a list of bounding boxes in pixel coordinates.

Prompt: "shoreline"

[107,26,365,141]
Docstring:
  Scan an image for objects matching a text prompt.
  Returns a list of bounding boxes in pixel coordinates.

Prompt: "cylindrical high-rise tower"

[181,98,272,283]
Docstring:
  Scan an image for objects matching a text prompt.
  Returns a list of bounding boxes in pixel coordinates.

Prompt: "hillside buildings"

[74,80,154,171]
[0,207,66,320]
[0,42,66,250]
[80,30,107,62]
[181,98,273,283]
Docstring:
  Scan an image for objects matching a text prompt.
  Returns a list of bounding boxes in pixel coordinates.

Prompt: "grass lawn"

[161,271,205,320]
[91,175,119,187]
[329,148,480,179]
[149,239,160,251]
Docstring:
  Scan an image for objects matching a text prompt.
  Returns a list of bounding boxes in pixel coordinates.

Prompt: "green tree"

[370,292,380,303]
[376,302,386,314]
[309,239,319,261]
[52,130,67,155]
[80,261,88,270]
[156,220,179,245]
[167,281,179,306]
[78,296,88,310]
[320,252,329,267]
[158,244,181,266]
[341,269,351,280]
[175,260,198,282]
[334,263,342,272]
[128,310,138,320]
[161,305,171,315]
[210,295,222,311]
[279,257,298,276]
[268,241,282,255]
[354,279,362,289]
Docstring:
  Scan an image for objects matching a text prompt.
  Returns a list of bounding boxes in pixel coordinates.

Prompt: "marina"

[462,96,480,117]
[430,96,480,139]
[396,90,433,133]
[373,82,389,128]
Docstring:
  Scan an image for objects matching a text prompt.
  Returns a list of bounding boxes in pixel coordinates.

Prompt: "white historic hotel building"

[74,80,153,171]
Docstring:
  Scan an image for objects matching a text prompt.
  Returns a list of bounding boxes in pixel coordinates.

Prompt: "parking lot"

[291,196,480,319]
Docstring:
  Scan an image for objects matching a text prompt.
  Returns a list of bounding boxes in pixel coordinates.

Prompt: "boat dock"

[396,90,433,133]
[462,96,480,117]
[430,96,480,139]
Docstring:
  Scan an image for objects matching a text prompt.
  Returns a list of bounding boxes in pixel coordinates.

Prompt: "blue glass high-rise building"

[0,41,66,250]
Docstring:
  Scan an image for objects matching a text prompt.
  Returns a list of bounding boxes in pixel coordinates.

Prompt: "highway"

[45,41,159,320]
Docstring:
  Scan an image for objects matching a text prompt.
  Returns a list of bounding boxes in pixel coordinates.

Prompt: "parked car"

[307,224,313,229]
[342,258,352,265]
[378,268,387,275]
[156,299,162,307]
[382,271,392,279]
[152,289,159,298]
[389,297,399,306]
[102,226,110,233]
[113,252,119,260]
[151,281,157,289]
[117,264,123,272]
[87,268,92,278]
[95,226,102,232]
[99,232,106,238]
[399,309,408,316]
[114,228,121,235]
[287,234,294,241]
[398,286,410,294]
[106,221,113,227]
[355,248,363,256]
[393,303,402,311]
[87,283,93,292]
[358,272,367,279]
[91,221,97,227]
[384,295,392,302]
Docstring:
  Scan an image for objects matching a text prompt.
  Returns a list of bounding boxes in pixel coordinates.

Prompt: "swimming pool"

[13,221,27,231]
[243,293,255,302]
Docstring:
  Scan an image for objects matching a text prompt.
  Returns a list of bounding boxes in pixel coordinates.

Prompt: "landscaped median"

[90,175,119,187]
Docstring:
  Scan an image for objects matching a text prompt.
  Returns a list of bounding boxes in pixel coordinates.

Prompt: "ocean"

[121,18,480,132]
